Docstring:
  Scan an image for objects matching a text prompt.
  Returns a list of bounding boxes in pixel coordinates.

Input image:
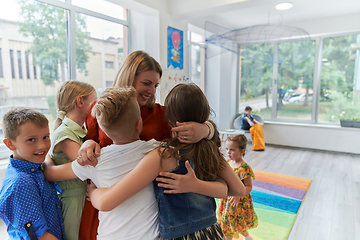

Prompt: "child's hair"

[227,134,248,157]
[245,106,252,111]
[163,84,226,180]
[55,80,95,130]
[3,107,49,140]
[91,87,140,140]
[113,50,162,109]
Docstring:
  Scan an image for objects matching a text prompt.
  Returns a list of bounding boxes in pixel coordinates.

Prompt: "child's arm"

[155,160,228,198]
[43,159,78,182]
[43,139,81,181]
[39,232,58,240]
[245,116,254,127]
[228,176,253,207]
[218,162,246,196]
[88,149,163,212]
[243,176,253,195]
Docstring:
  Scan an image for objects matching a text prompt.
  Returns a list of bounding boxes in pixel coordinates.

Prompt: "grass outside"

[247,101,338,123]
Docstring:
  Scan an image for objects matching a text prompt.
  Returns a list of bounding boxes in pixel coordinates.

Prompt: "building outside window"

[105,61,114,68]
[0,0,129,159]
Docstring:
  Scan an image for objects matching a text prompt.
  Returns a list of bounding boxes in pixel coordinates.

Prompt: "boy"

[0,108,65,240]
[241,106,260,131]
[43,87,160,240]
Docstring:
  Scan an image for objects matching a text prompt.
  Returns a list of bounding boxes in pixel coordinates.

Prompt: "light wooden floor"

[0,144,359,240]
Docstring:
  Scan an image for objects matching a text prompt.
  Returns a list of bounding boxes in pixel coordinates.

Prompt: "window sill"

[264,120,360,131]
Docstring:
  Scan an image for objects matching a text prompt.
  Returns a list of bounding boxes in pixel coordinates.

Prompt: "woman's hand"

[156,161,198,194]
[77,140,101,167]
[172,121,212,144]
[228,196,241,207]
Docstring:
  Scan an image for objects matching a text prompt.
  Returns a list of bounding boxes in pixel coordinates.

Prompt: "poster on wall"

[167,26,183,70]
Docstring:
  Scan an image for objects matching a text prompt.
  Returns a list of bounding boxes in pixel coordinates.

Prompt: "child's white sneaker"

[243,234,253,240]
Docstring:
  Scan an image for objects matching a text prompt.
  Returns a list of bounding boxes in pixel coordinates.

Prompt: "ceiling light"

[275,3,293,10]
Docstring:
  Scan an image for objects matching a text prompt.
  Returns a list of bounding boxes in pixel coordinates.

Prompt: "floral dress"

[217,162,258,238]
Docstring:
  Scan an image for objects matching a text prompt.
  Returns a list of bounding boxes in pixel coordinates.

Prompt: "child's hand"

[86,180,97,201]
[156,161,198,194]
[228,196,241,207]
[77,140,101,167]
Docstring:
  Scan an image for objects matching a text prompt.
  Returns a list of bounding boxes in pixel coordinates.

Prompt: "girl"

[217,135,258,240]
[87,84,246,240]
[46,81,97,240]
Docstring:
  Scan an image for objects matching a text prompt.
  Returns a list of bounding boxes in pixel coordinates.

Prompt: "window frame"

[237,30,360,125]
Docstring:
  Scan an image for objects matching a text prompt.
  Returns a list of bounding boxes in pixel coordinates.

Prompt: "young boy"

[43,87,160,240]
[241,106,260,131]
[0,108,65,240]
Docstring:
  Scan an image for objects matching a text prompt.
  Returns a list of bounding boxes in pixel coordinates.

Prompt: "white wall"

[263,122,360,154]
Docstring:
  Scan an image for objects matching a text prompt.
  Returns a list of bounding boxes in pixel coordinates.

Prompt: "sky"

[1,0,125,39]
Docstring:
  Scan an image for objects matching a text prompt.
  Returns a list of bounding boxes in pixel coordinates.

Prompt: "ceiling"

[168,0,360,31]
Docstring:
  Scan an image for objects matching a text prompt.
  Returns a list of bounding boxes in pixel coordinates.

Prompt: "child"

[241,106,259,131]
[217,134,258,240]
[47,81,96,240]
[44,87,161,239]
[0,107,65,240]
[86,84,246,240]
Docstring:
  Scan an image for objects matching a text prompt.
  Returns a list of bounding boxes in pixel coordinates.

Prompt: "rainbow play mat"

[236,169,312,240]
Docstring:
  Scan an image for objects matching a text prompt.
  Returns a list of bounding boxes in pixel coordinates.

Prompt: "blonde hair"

[227,134,248,156]
[113,50,162,108]
[55,81,95,130]
[3,107,49,140]
[92,87,140,140]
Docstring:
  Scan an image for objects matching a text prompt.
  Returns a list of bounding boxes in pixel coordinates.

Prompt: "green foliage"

[325,90,360,121]
[17,0,91,86]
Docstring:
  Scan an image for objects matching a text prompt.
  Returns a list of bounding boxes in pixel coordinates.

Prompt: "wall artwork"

[167,26,183,70]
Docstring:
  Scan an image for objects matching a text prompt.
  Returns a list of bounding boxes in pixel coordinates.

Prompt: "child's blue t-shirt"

[241,113,254,130]
[0,156,65,240]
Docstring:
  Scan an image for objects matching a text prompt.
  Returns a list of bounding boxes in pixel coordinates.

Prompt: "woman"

[78,50,214,240]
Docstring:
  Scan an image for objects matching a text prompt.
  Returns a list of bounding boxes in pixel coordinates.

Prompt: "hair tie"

[57,110,66,120]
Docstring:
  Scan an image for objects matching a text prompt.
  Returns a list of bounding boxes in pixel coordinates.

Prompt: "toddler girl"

[217,134,258,240]
[47,81,96,240]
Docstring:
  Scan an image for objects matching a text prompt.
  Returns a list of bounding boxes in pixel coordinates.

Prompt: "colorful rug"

[235,169,312,240]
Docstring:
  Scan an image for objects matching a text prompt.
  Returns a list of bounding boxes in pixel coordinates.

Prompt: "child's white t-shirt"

[72,139,159,240]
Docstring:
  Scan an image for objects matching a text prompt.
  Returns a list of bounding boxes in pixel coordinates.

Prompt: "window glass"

[277,41,315,120]
[72,0,126,20]
[239,44,273,119]
[0,49,3,78]
[318,34,360,123]
[0,0,68,135]
[189,44,205,90]
[76,13,128,93]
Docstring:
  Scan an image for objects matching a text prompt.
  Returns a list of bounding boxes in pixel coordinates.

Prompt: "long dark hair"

[162,84,226,180]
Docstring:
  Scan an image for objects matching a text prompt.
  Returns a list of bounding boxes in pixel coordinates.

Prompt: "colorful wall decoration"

[167,26,183,70]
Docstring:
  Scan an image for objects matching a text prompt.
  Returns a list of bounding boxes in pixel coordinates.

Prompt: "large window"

[319,34,360,123]
[238,33,360,124]
[0,0,129,157]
